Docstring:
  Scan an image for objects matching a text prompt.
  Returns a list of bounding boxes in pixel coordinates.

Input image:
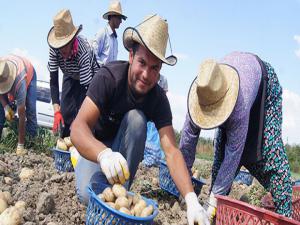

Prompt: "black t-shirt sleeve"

[152,90,172,130]
[87,67,115,111]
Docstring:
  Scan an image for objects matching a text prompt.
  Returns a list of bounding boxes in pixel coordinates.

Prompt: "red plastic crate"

[215,193,300,225]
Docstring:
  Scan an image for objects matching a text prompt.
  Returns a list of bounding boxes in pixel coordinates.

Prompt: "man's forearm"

[166,148,194,197]
[70,118,107,163]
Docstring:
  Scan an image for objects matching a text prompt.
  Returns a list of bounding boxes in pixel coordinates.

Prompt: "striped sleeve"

[77,38,95,86]
[47,47,59,72]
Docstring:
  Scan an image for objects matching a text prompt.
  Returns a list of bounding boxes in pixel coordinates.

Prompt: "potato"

[0,198,8,214]
[119,207,132,215]
[112,184,127,198]
[133,200,147,217]
[106,202,116,209]
[19,168,34,181]
[14,201,26,214]
[192,169,199,179]
[127,195,133,208]
[136,199,147,209]
[141,205,154,217]
[102,187,115,202]
[132,194,142,205]
[115,196,129,210]
[56,138,68,151]
[64,137,73,148]
[3,191,12,205]
[97,193,105,202]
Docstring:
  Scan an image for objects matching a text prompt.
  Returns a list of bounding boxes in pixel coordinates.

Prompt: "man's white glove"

[206,192,217,223]
[185,192,210,225]
[97,148,130,185]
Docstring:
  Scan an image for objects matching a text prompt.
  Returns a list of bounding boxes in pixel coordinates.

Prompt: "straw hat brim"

[47,24,82,49]
[103,11,127,20]
[0,61,17,94]
[123,27,177,66]
[187,64,240,129]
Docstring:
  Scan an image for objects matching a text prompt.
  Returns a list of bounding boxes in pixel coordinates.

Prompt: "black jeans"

[60,74,86,137]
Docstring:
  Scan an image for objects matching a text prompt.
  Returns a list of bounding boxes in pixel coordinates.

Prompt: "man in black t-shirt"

[71,14,209,225]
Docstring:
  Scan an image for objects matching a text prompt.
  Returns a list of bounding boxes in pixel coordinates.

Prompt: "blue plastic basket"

[51,148,74,172]
[86,183,159,225]
[234,170,253,186]
[293,180,300,186]
[159,161,206,198]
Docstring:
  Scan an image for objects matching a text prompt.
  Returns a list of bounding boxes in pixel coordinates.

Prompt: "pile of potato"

[56,137,74,151]
[0,191,26,225]
[98,184,154,218]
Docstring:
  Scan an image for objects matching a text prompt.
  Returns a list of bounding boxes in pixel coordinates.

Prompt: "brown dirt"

[0,151,266,225]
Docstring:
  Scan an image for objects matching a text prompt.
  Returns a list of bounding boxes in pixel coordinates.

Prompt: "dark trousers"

[60,75,87,137]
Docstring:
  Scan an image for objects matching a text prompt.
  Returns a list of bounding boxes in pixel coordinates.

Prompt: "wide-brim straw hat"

[47,9,82,49]
[103,1,127,20]
[188,59,240,129]
[0,59,17,94]
[123,14,177,66]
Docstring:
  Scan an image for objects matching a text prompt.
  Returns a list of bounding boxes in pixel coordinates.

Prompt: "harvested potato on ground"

[141,205,154,217]
[64,137,73,148]
[102,187,115,202]
[0,191,11,204]
[14,201,26,213]
[192,169,199,179]
[56,138,68,151]
[0,198,8,214]
[115,196,129,210]
[19,168,34,181]
[0,205,24,225]
[119,207,132,215]
[112,184,127,198]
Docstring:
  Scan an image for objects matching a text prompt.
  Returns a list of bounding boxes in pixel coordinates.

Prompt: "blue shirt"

[92,24,118,66]
[179,52,262,195]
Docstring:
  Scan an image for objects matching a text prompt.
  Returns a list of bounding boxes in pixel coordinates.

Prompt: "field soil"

[0,151,266,225]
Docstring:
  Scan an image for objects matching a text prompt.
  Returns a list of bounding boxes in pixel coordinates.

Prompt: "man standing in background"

[92,1,127,66]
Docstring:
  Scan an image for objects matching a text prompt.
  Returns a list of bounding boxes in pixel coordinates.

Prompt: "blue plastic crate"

[159,161,206,198]
[86,183,159,225]
[293,180,300,186]
[51,148,74,172]
[234,170,253,186]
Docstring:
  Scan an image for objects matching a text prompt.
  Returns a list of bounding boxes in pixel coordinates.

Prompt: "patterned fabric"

[143,122,163,166]
[91,24,118,66]
[211,61,292,217]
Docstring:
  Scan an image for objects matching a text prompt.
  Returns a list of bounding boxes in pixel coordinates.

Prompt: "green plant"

[0,120,56,154]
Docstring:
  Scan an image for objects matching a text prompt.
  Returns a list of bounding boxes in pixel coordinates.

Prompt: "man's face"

[128,44,162,96]
[59,41,73,59]
[111,15,122,29]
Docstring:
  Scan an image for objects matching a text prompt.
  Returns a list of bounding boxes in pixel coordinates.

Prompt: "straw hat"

[47,9,82,49]
[103,1,127,20]
[188,59,240,129]
[0,59,17,94]
[123,14,177,66]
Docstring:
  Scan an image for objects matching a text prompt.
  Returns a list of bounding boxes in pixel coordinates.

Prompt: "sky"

[1,0,300,144]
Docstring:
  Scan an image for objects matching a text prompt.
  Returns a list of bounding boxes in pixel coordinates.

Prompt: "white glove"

[185,192,210,225]
[97,148,130,185]
[206,192,217,223]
